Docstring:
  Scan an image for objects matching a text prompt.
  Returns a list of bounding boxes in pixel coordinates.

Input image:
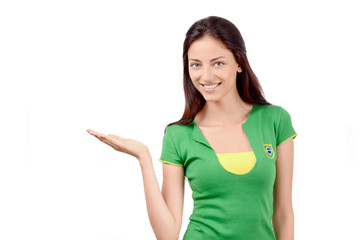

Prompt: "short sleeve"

[276,107,298,147]
[158,126,183,167]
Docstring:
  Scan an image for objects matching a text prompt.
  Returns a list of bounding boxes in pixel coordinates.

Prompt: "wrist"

[138,149,151,165]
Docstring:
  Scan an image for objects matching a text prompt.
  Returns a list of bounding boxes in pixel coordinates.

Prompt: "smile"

[201,82,221,92]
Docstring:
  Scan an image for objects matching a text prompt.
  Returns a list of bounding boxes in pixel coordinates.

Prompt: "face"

[188,36,242,102]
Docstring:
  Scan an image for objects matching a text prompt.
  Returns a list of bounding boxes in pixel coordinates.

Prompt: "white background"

[1,0,361,239]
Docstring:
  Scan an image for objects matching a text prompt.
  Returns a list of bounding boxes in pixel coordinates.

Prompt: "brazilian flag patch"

[263,144,275,159]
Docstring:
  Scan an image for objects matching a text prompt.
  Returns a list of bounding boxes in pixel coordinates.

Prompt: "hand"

[86,129,149,160]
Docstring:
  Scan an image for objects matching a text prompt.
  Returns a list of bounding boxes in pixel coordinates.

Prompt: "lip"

[201,82,221,92]
[200,83,221,86]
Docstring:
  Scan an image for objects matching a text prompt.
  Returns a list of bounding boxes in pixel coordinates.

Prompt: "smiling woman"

[158,16,297,240]
[188,36,242,100]
[88,15,297,240]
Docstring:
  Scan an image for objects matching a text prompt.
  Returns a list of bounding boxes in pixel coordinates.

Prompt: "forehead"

[188,36,233,60]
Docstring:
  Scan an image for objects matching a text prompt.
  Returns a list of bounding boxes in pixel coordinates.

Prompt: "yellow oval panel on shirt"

[216,151,256,175]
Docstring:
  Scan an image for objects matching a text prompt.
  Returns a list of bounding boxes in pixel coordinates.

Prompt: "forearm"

[272,212,294,240]
[138,151,179,240]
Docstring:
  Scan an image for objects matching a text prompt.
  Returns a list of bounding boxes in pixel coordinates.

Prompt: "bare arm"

[87,129,184,240]
[273,138,295,240]
[139,153,185,240]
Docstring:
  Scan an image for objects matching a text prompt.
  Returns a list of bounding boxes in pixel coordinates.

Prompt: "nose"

[201,66,213,83]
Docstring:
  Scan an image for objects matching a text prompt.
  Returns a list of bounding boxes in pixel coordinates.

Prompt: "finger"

[88,130,107,138]
[97,134,110,142]
[108,135,128,147]
[93,134,132,154]
[88,129,107,137]
[87,129,100,136]
[108,134,123,141]
[99,136,120,150]
[98,134,116,144]
[90,133,109,143]
[87,129,97,134]
[88,131,121,149]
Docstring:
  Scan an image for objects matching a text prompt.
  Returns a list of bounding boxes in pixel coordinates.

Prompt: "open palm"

[87,129,148,159]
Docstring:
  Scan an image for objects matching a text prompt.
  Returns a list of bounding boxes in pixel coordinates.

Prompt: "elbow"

[273,207,294,220]
[154,223,181,240]
[272,210,294,239]
[273,212,294,225]
[273,199,294,221]
[156,232,179,240]
[272,208,294,228]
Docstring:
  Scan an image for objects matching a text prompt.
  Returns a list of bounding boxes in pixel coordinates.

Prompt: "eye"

[214,62,224,67]
[190,63,200,68]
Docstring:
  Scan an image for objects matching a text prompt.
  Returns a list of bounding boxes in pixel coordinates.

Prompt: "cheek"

[222,68,238,81]
[189,71,200,83]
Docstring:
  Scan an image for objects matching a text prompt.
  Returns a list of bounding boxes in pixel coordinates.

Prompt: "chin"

[203,96,221,103]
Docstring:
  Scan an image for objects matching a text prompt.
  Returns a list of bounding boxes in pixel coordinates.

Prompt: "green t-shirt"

[159,104,297,240]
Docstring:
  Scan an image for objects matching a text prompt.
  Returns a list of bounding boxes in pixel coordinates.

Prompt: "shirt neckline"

[191,104,257,153]
[192,104,256,128]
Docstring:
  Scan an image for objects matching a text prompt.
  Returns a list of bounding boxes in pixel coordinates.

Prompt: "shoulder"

[164,122,194,141]
[254,104,293,127]
[257,104,284,113]
[255,104,287,118]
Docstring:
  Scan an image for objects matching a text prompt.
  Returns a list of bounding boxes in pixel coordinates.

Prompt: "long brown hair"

[165,16,271,131]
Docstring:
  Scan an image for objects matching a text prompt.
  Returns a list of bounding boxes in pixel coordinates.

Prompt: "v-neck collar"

[191,104,257,149]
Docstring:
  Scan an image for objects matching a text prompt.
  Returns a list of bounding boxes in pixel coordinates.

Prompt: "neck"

[196,90,253,127]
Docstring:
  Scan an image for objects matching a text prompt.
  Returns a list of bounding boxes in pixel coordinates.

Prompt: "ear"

[237,66,242,73]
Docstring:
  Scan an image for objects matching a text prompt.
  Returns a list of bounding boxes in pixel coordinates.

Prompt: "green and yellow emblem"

[263,144,275,159]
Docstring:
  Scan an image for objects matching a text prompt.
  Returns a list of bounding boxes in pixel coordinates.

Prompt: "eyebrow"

[189,56,226,62]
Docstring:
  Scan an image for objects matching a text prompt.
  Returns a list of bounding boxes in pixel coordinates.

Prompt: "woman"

[87,16,297,240]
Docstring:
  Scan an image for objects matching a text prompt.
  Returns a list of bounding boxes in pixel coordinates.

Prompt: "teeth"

[203,83,219,89]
